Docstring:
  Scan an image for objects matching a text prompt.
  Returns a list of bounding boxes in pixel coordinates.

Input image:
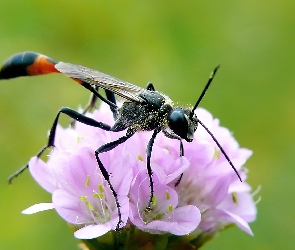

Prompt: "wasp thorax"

[168,108,197,142]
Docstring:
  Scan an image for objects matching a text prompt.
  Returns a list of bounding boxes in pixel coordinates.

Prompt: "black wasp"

[0,52,242,231]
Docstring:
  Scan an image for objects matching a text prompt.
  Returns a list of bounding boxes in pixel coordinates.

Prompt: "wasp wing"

[55,62,147,103]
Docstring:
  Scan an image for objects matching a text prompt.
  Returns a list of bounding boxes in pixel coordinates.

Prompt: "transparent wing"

[55,62,147,103]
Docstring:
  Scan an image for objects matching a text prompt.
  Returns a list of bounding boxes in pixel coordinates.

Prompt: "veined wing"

[55,62,147,103]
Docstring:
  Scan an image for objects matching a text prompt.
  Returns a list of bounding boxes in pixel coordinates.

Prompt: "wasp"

[0,51,242,231]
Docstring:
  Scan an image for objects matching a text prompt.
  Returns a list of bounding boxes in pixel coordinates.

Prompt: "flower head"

[22,103,256,248]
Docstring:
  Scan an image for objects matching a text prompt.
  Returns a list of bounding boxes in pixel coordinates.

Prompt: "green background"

[0,1,294,249]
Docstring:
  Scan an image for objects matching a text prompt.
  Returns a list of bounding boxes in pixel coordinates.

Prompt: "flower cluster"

[22,103,256,248]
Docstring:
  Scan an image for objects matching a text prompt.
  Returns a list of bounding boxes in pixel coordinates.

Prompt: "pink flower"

[22,103,256,247]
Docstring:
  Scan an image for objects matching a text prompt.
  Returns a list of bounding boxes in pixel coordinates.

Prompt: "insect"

[0,51,242,231]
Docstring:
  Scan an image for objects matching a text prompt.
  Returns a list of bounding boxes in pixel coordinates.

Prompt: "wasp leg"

[7,145,48,184]
[95,128,136,231]
[80,87,99,114]
[174,141,184,187]
[105,89,118,120]
[80,82,119,120]
[145,128,161,212]
[69,87,99,127]
[80,88,117,118]
[8,107,111,184]
[69,86,118,127]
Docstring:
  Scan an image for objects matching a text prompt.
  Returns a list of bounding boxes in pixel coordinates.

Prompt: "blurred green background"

[0,1,294,249]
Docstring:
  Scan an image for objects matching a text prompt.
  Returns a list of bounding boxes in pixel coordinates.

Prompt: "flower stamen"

[166,190,171,200]
[252,185,262,204]
[98,184,104,193]
[232,192,238,204]
[152,195,157,206]
[214,149,220,159]
[86,200,94,211]
[85,175,90,187]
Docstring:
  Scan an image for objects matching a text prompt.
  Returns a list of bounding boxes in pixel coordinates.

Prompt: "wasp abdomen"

[0,51,58,79]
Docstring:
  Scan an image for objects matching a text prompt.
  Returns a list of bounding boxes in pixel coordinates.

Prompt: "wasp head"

[168,107,198,142]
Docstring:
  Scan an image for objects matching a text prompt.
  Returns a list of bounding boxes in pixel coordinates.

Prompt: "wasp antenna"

[197,119,242,182]
[190,65,220,118]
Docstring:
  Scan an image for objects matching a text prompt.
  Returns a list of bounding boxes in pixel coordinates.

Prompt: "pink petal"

[29,156,57,193]
[142,205,201,235]
[219,210,253,236]
[168,205,201,235]
[219,192,257,223]
[52,189,89,224]
[153,156,190,184]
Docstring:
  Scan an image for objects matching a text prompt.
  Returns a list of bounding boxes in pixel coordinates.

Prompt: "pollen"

[80,195,94,210]
[86,200,94,210]
[152,195,157,206]
[168,205,173,213]
[80,195,87,201]
[93,191,105,199]
[214,149,220,160]
[80,195,93,211]
[166,190,170,200]
[98,184,104,193]
[232,192,238,204]
[138,155,144,161]
[76,136,83,143]
[85,175,90,187]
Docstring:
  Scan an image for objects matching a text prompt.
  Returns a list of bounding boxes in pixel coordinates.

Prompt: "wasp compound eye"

[168,108,189,140]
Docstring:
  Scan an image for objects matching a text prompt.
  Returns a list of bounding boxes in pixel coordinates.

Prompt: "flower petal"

[29,156,57,193]
[139,205,201,235]
[52,189,89,224]
[74,223,113,239]
[219,210,253,236]
[22,203,54,214]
